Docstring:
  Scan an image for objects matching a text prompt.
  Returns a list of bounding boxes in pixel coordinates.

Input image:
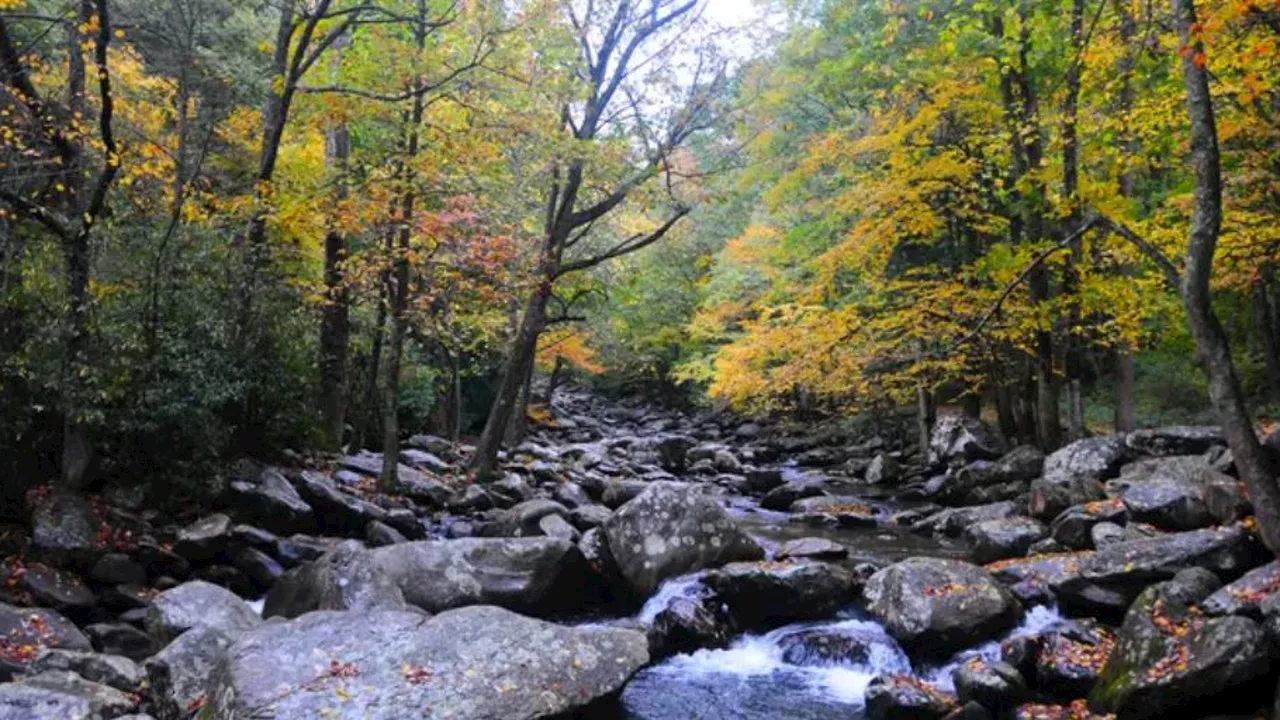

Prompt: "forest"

[3,0,1280,718]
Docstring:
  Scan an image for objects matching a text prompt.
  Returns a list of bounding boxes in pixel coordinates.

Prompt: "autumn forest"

[4,0,1280,717]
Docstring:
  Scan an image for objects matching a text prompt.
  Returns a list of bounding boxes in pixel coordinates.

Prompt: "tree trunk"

[1062,0,1086,441]
[379,4,428,492]
[1173,0,1280,553]
[1114,348,1137,432]
[471,274,552,479]
[542,355,565,406]
[318,41,351,451]
[917,384,933,460]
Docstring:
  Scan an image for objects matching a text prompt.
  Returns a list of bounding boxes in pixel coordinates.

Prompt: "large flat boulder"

[373,537,583,614]
[702,560,855,628]
[864,557,1021,657]
[144,580,261,643]
[263,540,406,619]
[206,606,648,720]
[603,482,763,597]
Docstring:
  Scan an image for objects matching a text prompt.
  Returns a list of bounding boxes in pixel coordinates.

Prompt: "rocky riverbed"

[0,387,1277,719]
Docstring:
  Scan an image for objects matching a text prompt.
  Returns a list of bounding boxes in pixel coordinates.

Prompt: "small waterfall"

[635,574,709,624]
[246,598,265,616]
[919,604,1067,692]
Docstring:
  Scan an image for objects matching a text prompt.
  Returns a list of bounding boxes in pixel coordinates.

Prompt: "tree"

[468,0,724,479]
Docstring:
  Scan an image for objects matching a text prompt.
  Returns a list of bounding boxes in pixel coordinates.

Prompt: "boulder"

[382,508,426,540]
[29,648,144,692]
[1124,426,1224,457]
[760,477,827,511]
[601,479,651,509]
[263,540,406,619]
[1200,559,1280,619]
[1120,478,1214,531]
[789,496,879,527]
[0,681,100,720]
[0,603,91,677]
[364,520,407,547]
[1089,522,1125,549]
[4,564,96,613]
[866,674,957,720]
[12,670,137,718]
[1090,581,1270,719]
[373,537,584,614]
[745,468,784,493]
[654,435,693,473]
[1049,499,1127,550]
[1029,437,1126,520]
[1057,524,1262,615]
[569,504,612,530]
[603,482,763,597]
[145,625,234,720]
[174,513,232,561]
[930,414,1005,467]
[953,658,1033,711]
[913,501,1020,538]
[296,471,387,535]
[778,625,909,669]
[985,552,1094,606]
[482,499,571,538]
[206,606,648,720]
[1034,619,1116,699]
[88,553,146,586]
[226,469,314,534]
[936,446,1044,507]
[144,580,261,643]
[83,623,153,662]
[647,594,735,659]
[966,517,1048,564]
[864,558,1021,657]
[703,560,855,628]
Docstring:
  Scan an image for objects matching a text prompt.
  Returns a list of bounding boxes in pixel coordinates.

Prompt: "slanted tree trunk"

[542,356,566,406]
[1173,0,1280,553]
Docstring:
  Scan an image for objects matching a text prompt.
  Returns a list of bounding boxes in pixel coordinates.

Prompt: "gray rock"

[776,537,849,561]
[30,493,97,562]
[145,625,234,720]
[29,649,144,692]
[0,603,92,674]
[647,594,735,659]
[966,517,1048,564]
[1125,426,1224,457]
[1029,436,1126,519]
[1090,521,1126,549]
[603,482,763,597]
[1058,524,1262,615]
[1049,498,1127,550]
[704,560,855,628]
[760,477,827,511]
[654,435,693,473]
[1201,560,1280,618]
[483,499,571,538]
[174,514,232,561]
[226,469,314,534]
[745,468,784,493]
[866,674,957,720]
[382,508,427,540]
[145,580,261,643]
[88,553,146,586]
[865,454,902,485]
[297,471,387,534]
[13,670,137,718]
[364,520,408,547]
[953,659,1032,711]
[569,504,612,530]
[0,682,96,720]
[930,414,1004,467]
[229,546,284,588]
[206,606,648,720]
[864,557,1020,656]
[913,501,1020,537]
[1090,581,1270,719]
[1034,618,1116,699]
[7,565,96,613]
[601,479,650,509]
[373,537,583,614]
[263,540,406,619]
[537,513,581,542]
[936,446,1044,507]
[84,623,153,662]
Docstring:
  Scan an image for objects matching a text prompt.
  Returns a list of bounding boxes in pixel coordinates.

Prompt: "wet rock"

[789,496,879,527]
[776,537,849,561]
[603,482,763,597]
[262,540,405,619]
[1125,425,1224,457]
[704,560,855,628]
[4,564,96,614]
[14,670,137,717]
[1057,524,1262,616]
[29,648,144,692]
[1049,499,1127,550]
[648,594,735,659]
[145,625,234,720]
[865,557,1021,657]
[84,623,153,662]
[986,552,1093,607]
[1014,703,1112,720]
[1201,560,1280,619]
[229,546,284,588]
[1034,619,1116,699]
[967,517,1048,564]
[226,469,314,534]
[866,674,957,720]
[207,606,648,720]
[936,446,1044,507]
[374,537,583,614]
[144,580,261,643]
[953,658,1033,711]
[296,471,387,534]
[778,625,907,668]
[1089,581,1270,719]
[930,415,1004,468]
